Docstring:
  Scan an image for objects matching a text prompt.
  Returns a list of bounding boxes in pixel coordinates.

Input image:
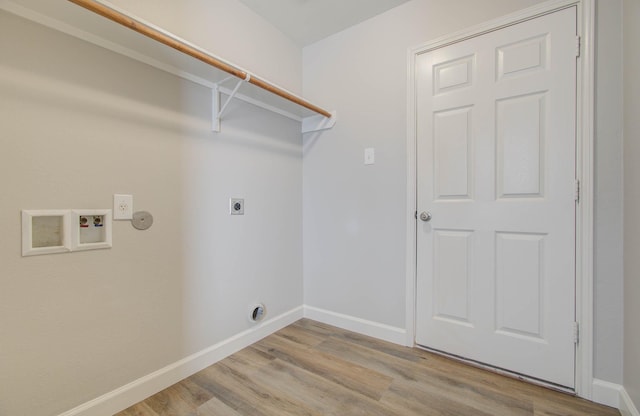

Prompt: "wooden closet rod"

[67,0,333,119]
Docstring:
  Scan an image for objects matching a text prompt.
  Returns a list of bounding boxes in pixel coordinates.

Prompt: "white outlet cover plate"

[364,148,375,165]
[114,194,133,220]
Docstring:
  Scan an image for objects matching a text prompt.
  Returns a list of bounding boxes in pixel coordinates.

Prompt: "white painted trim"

[591,379,640,416]
[592,378,623,408]
[574,0,595,399]
[405,45,418,347]
[405,0,594,398]
[621,387,640,416]
[303,305,407,346]
[592,379,640,416]
[56,306,304,416]
[408,0,580,55]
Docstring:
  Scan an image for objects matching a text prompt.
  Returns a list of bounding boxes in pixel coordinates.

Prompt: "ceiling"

[237,0,411,46]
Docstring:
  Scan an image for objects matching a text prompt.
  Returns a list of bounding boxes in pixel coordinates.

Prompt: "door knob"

[419,211,432,222]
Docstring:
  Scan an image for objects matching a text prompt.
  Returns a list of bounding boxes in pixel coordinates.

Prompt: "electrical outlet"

[230,198,244,215]
[113,194,133,220]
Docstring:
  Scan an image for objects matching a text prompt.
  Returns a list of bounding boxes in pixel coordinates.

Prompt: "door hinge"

[575,36,581,58]
[575,179,580,202]
[573,321,580,344]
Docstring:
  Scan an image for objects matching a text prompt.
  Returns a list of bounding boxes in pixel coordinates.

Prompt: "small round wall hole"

[248,303,266,323]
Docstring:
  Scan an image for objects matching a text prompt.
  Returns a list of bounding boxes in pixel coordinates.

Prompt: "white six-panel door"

[415,7,578,388]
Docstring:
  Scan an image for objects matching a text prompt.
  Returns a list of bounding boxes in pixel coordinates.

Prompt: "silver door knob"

[419,211,432,222]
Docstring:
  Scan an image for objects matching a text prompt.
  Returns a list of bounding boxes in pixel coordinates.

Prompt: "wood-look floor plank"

[292,319,424,363]
[253,332,393,400]
[532,395,621,416]
[190,361,320,416]
[143,384,198,416]
[225,345,275,375]
[317,326,618,416]
[243,358,398,416]
[383,379,503,416]
[316,337,534,416]
[115,319,620,416]
[315,335,429,381]
[196,397,243,416]
[117,401,158,416]
[273,323,328,347]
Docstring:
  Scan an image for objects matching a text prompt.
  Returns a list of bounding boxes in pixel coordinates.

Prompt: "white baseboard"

[620,387,640,416]
[593,378,623,408]
[592,379,640,416]
[303,305,407,346]
[57,306,304,416]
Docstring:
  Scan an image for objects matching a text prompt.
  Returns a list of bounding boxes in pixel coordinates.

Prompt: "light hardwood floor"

[117,319,620,416]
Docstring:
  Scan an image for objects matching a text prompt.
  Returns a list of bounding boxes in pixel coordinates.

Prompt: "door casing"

[404,0,595,399]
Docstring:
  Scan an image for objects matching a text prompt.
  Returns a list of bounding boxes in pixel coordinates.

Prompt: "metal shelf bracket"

[302,111,337,134]
[212,74,251,132]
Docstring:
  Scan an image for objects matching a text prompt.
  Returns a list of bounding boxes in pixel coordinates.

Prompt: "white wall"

[0,8,302,416]
[594,0,624,384]
[107,0,302,94]
[303,0,625,386]
[623,0,640,408]
[303,0,549,332]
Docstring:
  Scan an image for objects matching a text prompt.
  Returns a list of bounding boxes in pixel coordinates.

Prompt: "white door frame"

[405,0,595,399]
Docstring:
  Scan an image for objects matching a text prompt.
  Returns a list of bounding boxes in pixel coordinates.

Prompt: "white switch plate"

[364,148,375,165]
[113,194,133,220]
